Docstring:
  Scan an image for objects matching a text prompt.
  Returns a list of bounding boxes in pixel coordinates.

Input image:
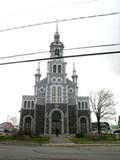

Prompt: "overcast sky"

[0,0,120,124]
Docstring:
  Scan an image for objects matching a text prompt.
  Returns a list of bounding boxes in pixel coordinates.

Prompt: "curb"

[42,143,120,147]
[1,141,120,147]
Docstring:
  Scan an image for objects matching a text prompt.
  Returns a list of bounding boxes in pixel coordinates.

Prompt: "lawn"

[0,135,50,144]
[69,134,120,144]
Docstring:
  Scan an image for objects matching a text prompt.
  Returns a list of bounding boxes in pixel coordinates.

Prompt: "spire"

[36,62,40,74]
[56,19,58,33]
[50,21,64,58]
[73,62,76,76]
[35,62,41,83]
[72,62,78,84]
[54,19,60,42]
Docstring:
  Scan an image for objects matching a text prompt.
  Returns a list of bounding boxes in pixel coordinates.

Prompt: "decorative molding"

[68,88,74,94]
[55,104,59,108]
[51,77,57,83]
[39,87,45,93]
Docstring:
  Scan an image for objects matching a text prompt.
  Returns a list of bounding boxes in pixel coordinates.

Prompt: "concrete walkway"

[49,134,71,144]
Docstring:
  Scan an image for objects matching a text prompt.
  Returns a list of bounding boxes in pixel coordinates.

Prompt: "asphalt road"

[0,144,120,160]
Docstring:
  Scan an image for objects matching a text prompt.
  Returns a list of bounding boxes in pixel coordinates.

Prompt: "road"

[0,144,120,160]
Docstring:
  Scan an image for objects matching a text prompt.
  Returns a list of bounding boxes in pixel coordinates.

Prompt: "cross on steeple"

[54,19,60,42]
[56,19,58,33]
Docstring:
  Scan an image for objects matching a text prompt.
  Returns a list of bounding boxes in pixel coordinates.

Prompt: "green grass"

[0,135,16,140]
[27,136,50,143]
[0,135,50,144]
[69,134,120,144]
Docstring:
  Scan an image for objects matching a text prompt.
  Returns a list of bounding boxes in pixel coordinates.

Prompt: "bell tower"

[50,22,64,59]
[47,22,67,75]
[46,23,67,104]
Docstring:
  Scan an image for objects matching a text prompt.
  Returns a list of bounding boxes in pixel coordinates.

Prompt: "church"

[19,26,91,135]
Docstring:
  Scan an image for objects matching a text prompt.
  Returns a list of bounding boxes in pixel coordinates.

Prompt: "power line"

[0,12,119,33]
[0,43,120,60]
[65,43,120,51]
[0,50,48,60]
[0,50,119,66]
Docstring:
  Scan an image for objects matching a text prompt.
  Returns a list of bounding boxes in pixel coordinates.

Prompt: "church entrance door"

[24,117,32,132]
[52,111,61,134]
[80,117,87,134]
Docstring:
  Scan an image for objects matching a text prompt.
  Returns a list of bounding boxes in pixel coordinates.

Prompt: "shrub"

[13,129,33,140]
[76,133,85,138]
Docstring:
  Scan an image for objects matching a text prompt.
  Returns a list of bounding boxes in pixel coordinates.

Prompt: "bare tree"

[90,89,115,134]
[7,116,18,125]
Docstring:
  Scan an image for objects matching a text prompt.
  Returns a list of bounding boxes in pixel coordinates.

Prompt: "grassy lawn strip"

[69,134,120,144]
[0,135,50,144]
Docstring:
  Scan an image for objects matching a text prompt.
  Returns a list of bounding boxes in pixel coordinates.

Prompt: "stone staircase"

[49,134,71,144]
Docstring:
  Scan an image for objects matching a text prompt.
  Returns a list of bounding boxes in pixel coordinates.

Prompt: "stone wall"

[68,105,77,134]
[46,103,67,114]
[34,105,45,135]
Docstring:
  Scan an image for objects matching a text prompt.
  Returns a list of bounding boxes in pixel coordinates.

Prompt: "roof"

[77,96,89,101]
[1,122,14,129]
[66,78,76,86]
[22,95,34,101]
[36,77,47,86]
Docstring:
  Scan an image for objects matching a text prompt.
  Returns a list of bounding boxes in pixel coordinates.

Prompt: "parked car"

[113,130,120,134]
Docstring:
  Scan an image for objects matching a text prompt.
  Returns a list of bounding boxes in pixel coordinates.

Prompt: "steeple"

[35,62,41,83]
[54,20,60,42]
[73,62,76,76]
[72,62,78,84]
[56,19,58,32]
[36,62,40,74]
[50,21,64,58]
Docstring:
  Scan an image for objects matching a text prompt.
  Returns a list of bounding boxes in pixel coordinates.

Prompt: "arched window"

[31,101,34,108]
[53,64,57,73]
[58,65,61,73]
[52,86,56,103]
[28,101,31,108]
[24,117,32,130]
[82,102,84,109]
[55,49,59,56]
[51,86,62,103]
[24,101,27,108]
[85,102,88,109]
[78,102,81,108]
[57,86,62,103]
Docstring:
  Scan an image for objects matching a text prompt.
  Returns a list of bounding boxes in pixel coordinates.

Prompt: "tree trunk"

[97,118,101,134]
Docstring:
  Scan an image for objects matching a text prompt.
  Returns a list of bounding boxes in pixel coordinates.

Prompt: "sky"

[0,0,120,125]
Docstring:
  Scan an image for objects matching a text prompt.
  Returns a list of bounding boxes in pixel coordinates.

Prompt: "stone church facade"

[19,27,91,135]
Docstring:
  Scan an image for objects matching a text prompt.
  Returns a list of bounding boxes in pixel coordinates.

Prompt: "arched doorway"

[24,117,32,131]
[52,111,61,134]
[80,117,87,134]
